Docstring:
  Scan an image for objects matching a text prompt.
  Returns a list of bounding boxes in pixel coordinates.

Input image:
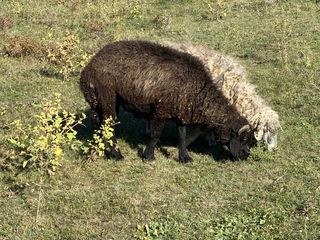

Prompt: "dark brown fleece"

[80,40,248,143]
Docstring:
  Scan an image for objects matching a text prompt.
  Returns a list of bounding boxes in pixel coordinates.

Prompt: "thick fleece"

[80,40,251,160]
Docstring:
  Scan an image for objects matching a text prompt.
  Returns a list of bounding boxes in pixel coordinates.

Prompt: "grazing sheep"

[80,40,253,162]
[162,42,280,151]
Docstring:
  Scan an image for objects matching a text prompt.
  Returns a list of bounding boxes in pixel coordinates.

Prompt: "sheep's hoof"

[143,154,155,161]
[143,149,155,161]
[179,155,193,163]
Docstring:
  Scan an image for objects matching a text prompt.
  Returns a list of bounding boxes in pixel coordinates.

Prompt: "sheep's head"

[229,124,252,159]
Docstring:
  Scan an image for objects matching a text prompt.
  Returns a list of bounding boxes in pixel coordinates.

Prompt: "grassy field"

[0,0,320,239]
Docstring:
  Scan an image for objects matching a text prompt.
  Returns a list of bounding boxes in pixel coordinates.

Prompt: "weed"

[152,14,171,29]
[46,33,92,80]
[275,18,293,68]
[129,0,144,19]
[82,117,116,161]
[207,210,271,239]
[8,93,86,175]
[86,19,104,33]
[201,1,229,21]
[135,220,177,240]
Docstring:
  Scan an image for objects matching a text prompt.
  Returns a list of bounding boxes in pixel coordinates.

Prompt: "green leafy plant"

[82,117,116,161]
[8,93,85,175]
[47,33,92,80]
[129,0,143,19]
[207,210,270,240]
[135,221,173,240]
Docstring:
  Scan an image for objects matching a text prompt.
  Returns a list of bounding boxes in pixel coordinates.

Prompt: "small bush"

[8,93,86,175]
[3,36,45,57]
[82,117,116,161]
[7,93,117,173]
[46,33,92,80]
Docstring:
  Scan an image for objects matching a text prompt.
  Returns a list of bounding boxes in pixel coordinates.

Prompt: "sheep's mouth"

[237,148,250,160]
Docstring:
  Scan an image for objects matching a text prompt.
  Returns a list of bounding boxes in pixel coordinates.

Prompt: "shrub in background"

[3,35,45,58]
[46,33,92,80]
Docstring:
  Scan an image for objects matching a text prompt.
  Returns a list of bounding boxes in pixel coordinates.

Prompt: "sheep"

[80,40,253,162]
[162,42,280,151]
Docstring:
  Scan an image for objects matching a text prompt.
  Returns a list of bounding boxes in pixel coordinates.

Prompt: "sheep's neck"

[201,85,237,132]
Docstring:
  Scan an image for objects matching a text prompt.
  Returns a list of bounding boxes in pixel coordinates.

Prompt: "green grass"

[1,0,320,239]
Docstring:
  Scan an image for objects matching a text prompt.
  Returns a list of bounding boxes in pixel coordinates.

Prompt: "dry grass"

[0,16,13,30]
[3,36,45,58]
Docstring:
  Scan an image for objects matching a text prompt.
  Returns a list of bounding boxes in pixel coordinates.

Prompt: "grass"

[0,0,320,239]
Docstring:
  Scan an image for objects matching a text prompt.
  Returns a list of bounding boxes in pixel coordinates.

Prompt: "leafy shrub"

[8,93,85,175]
[7,93,117,173]
[46,33,92,80]
[82,117,116,161]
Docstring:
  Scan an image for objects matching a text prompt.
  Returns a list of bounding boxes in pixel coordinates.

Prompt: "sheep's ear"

[254,129,263,141]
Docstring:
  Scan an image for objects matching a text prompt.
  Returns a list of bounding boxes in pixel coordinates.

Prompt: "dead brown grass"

[0,16,13,30]
[3,36,45,57]
[86,20,104,33]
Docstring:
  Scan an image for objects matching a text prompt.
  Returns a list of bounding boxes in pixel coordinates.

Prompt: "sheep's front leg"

[143,119,165,161]
[178,125,192,163]
[105,136,123,160]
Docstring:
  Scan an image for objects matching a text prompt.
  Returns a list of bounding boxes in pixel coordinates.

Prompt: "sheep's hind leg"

[178,125,192,163]
[143,119,165,161]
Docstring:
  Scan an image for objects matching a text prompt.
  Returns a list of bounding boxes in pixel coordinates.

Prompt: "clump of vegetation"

[201,1,230,21]
[3,35,45,57]
[82,117,116,161]
[0,16,13,30]
[128,0,143,19]
[85,19,104,33]
[152,14,171,30]
[7,93,117,174]
[8,93,86,175]
[135,220,177,240]
[207,210,271,239]
[46,33,92,80]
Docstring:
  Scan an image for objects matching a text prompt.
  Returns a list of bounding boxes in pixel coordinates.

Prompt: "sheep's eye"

[241,136,247,142]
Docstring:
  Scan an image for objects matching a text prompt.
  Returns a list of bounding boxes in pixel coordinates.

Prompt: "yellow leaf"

[54,147,63,156]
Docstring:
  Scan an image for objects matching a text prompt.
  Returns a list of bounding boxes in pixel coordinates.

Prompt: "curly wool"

[162,42,280,150]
